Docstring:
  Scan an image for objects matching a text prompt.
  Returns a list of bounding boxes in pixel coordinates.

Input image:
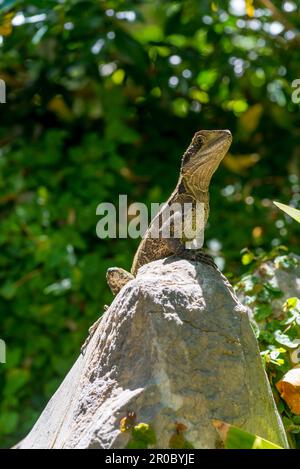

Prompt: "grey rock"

[16,257,288,449]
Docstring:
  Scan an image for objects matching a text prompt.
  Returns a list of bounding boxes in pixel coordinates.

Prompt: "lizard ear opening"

[181,134,204,167]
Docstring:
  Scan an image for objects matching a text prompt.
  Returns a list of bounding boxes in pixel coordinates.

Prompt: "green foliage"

[236,253,300,447]
[224,424,283,449]
[274,202,300,224]
[126,423,156,449]
[0,0,299,447]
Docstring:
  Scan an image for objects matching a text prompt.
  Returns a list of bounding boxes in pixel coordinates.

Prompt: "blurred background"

[0,0,299,447]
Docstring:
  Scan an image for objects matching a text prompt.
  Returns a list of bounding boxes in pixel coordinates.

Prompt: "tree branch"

[257,0,299,40]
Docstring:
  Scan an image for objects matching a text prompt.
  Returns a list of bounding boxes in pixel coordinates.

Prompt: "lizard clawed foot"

[106,267,134,296]
[176,248,218,269]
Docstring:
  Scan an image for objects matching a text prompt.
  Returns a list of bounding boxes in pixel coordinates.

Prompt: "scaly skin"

[106,129,232,293]
[81,129,232,354]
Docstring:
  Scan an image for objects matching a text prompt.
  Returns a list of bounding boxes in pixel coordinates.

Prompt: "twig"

[257,0,300,39]
[15,269,41,288]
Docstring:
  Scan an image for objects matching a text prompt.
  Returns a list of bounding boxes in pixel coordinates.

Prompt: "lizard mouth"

[201,130,232,163]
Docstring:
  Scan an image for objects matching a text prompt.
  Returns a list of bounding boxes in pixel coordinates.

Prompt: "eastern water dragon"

[81,129,232,353]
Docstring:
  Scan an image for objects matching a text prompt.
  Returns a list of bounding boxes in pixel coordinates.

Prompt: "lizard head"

[180,129,232,195]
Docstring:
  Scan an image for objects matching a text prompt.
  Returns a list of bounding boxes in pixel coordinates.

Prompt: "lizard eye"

[193,135,204,152]
[182,134,204,166]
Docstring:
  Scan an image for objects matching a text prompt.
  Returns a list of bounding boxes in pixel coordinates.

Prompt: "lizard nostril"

[222,129,232,138]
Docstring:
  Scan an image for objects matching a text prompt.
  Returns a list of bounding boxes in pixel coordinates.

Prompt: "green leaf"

[284,297,299,310]
[173,98,189,117]
[254,304,273,321]
[263,283,283,298]
[196,69,218,90]
[213,420,283,449]
[274,330,299,349]
[274,202,300,224]
[131,423,156,445]
[126,423,156,449]
[241,252,255,266]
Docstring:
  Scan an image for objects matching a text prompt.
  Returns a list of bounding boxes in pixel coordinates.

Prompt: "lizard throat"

[182,160,219,198]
